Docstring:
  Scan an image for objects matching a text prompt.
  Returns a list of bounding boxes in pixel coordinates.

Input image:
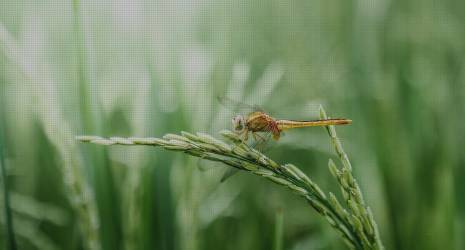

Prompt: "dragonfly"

[210,97,352,182]
[219,97,352,145]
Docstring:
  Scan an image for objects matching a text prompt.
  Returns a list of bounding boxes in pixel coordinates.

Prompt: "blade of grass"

[0,21,102,250]
[72,1,121,249]
[0,128,17,250]
[0,67,17,250]
[273,208,284,250]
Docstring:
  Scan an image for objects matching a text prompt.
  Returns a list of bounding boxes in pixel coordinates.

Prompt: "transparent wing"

[220,132,271,183]
[217,96,265,114]
[196,159,240,183]
[197,131,272,182]
[250,131,273,152]
[196,157,212,172]
[220,168,240,182]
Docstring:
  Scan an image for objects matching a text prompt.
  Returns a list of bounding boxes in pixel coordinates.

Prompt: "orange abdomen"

[276,119,352,130]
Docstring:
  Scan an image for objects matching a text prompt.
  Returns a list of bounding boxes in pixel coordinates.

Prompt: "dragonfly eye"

[232,115,245,132]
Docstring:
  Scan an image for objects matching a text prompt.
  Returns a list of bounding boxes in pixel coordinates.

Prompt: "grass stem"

[273,209,284,250]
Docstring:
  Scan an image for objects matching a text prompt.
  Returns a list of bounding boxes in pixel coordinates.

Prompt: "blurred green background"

[1,0,464,249]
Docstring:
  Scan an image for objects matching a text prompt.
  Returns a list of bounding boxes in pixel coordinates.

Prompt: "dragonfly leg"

[252,132,265,143]
[233,128,248,142]
[252,132,271,151]
[252,132,258,142]
[242,129,249,141]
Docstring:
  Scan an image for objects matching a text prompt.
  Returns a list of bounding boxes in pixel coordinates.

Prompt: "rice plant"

[77,106,383,250]
[1,0,464,249]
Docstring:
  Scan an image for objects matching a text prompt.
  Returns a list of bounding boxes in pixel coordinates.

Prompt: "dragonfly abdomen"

[276,119,352,130]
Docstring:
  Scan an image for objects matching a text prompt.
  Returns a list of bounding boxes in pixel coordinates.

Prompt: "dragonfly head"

[232,115,246,133]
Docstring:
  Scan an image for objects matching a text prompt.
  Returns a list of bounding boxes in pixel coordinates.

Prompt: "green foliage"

[77,108,384,250]
[1,0,464,249]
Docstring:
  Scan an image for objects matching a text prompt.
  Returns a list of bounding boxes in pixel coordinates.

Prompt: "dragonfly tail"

[276,119,352,130]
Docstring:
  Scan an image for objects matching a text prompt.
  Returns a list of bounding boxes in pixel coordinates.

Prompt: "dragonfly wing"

[252,104,265,113]
[217,96,265,114]
[196,157,213,172]
[197,157,240,183]
[220,168,240,182]
[250,131,273,152]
